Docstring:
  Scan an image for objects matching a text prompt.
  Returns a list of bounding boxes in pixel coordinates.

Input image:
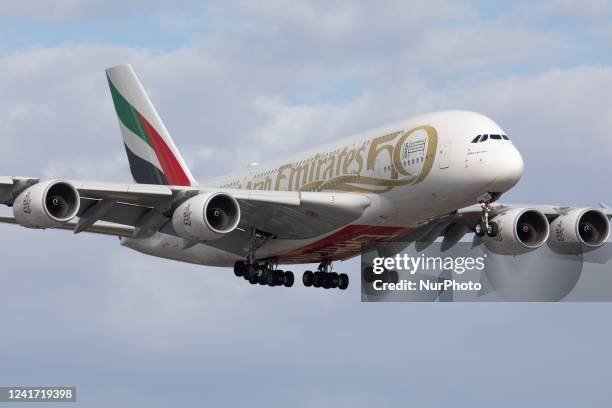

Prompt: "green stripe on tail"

[107,75,152,148]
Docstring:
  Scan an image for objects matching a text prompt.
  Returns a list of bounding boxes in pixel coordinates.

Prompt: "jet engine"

[172,192,241,241]
[547,208,610,254]
[13,180,81,228]
[484,208,550,255]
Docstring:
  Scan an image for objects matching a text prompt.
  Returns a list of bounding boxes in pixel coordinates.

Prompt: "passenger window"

[471,135,481,143]
[490,134,502,140]
[480,135,488,142]
[502,135,509,140]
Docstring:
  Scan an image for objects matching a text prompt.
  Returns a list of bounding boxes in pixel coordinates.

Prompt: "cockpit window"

[473,134,510,143]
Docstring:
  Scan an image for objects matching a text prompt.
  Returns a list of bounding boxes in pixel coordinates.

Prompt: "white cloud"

[1,3,612,404]
[538,0,610,22]
[0,0,201,21]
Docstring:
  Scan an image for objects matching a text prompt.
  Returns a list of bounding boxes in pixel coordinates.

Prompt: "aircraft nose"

[487,144,524,192]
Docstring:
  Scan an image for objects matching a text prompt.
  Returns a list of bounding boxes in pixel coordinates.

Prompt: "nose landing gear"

[474,198,499,237]
[302,262,349,290]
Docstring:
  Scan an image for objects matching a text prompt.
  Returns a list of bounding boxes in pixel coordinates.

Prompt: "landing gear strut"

[474,197,499,237]
[302,262,349,290]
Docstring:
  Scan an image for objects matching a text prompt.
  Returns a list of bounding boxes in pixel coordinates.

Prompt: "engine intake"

[13,180,80,228]
[548,208,610,254]
[484,208,550,255]
[172,192,241,241]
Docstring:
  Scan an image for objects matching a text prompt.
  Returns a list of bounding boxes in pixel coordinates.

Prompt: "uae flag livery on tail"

[106,64,196,186]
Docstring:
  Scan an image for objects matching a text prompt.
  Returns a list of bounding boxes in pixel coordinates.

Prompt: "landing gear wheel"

[474,221,486,237]
[328,272,339,289]
[245,264,257,281]
[248,273,258,284]
[266,269,276,286]
[388,270,399,284]
[283,271,294,287]
[322,273,332,289]
[338,273,349,290]
[303,270,314,287]
[257,268,267,285]
[233,261,246,277]
[273,270,284,286]
[363,266,375,283]
[313,272,324,288]
[486,221,499,237]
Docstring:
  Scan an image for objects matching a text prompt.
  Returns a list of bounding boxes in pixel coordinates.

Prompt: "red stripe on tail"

[138,112,191,186]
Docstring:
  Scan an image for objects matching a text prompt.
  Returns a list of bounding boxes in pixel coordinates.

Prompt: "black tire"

[328,272,339,288]
[274,270,284,286]
[313,272,323,288]
[266,269,276,286]
[387,270,399,284]
[363,266,376,283]
[233,261,246,277]
[321,273,330,289]
[257,268,267,285]
[487,221,499,237]
[474,221,486,237]
[248,274,258,284]
[245,264,257,280]
[338,273,349,290]
[303,270,314,287]
[284,271,294,287]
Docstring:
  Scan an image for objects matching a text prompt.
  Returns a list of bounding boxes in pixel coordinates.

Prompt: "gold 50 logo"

[248,125,438,194]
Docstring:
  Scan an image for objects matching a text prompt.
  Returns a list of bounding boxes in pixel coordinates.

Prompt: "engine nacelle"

[172,192,241,241]
[547,208,610,254]
[484,208,550,255]
[13,180,81,229]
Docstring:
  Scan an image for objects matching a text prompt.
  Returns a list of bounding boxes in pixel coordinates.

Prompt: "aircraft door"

[438,144,451,169]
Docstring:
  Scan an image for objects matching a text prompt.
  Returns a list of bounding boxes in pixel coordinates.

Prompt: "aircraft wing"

[374,203,612,256]
[455,203,612,220]
[0,177,372,242]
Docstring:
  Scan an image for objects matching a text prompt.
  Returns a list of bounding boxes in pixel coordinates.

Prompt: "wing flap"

[0,215,133,237]
[235,191,370,239]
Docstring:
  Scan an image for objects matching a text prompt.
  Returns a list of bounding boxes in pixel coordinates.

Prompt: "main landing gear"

[302,262,349,290]
[234,260,294,288]
[474,198,499,238]
[233,228,293,287]
[235,231,347,290]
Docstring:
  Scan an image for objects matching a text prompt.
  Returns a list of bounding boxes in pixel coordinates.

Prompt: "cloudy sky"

[1,1,611,406]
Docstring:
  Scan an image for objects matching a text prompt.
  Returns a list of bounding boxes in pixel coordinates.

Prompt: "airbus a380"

[1,64,610,290]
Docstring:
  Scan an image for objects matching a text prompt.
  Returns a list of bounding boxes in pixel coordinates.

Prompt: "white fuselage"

[122,110,524,267]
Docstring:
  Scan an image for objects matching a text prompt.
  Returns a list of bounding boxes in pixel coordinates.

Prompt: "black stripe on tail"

[124,143,168,185]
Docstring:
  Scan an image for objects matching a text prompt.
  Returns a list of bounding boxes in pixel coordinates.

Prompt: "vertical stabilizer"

[106,64,196,186]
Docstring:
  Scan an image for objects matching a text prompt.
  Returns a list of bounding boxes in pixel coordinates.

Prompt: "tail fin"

[106,64,196,186]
